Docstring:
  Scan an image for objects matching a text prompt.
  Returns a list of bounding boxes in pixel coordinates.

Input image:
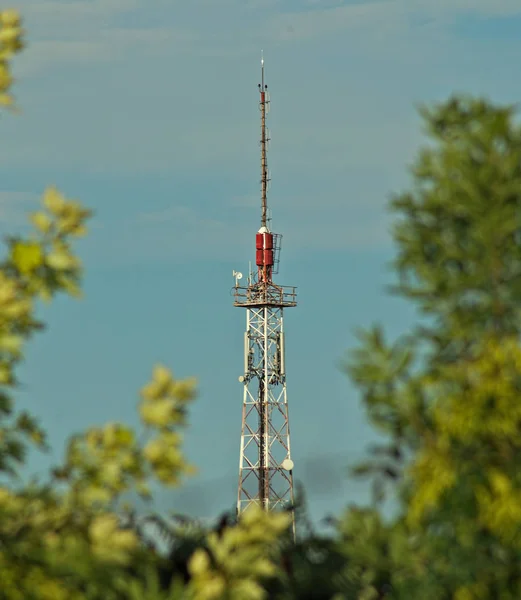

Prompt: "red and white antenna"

[257,52,274,284]
[233,54,298,536]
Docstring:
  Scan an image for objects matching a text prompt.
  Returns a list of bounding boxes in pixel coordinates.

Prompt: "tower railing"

[233,283,297,308]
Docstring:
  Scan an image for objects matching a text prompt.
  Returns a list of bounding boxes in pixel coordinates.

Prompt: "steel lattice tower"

[233,55,297,526]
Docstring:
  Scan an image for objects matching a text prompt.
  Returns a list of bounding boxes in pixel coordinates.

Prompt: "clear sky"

[3,0,521,523]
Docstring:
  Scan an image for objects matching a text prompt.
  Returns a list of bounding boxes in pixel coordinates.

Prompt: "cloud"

[269,1,401,42]
[83,196,391,269]
[105,205,256,265]
[264,0,521,44]
[3,0,521,257]
[282,208,391,254]
[13,0,521,60]
[10,0,488,78]
[413,0,521,18]
[17,27,189,77]
[14,0,140,21]
[18,40,109,76]
[10,0,201,79]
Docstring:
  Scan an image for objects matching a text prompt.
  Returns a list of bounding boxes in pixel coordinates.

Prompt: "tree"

[344,96,521,598]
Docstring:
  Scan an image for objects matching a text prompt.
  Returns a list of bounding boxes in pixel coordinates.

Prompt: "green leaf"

[45,251,75,270]
[10,241,43,274]
[29,211,52,234]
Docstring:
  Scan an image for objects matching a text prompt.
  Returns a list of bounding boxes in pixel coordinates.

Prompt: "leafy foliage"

[343,96,521,598]
[187,508,291,600]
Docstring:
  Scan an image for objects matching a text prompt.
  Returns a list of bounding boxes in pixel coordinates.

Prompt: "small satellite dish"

[281,458,294,471]
[232,270,243,286]
[238,375,245,383]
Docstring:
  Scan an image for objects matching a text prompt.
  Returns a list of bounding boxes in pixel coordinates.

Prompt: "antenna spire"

[258,51,269,229]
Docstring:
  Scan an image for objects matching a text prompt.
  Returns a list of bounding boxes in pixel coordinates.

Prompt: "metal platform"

[233,283,297,308]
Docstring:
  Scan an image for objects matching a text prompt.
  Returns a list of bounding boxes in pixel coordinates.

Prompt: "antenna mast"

[233,54,297,536]
[259,51,270,229]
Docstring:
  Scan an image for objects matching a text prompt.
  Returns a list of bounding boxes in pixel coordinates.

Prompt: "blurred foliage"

[343,96,521,598]
[187,508,291,600]
[4,8,521,600]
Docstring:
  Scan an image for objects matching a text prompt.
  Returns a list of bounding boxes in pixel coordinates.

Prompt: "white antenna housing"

[281,458,294,471]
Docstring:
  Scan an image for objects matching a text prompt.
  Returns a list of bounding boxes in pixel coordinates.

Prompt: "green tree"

[343,96,521,598]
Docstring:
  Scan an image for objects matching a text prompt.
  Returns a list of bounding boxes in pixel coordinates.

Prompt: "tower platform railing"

[233,283,297,308]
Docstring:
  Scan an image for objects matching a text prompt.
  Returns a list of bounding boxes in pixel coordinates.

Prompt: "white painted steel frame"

[237,305,294,516]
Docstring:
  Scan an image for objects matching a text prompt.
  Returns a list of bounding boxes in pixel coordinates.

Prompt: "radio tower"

[233,54,297,526]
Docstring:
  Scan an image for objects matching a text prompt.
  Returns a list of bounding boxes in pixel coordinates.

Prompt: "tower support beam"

[237,306,294,514]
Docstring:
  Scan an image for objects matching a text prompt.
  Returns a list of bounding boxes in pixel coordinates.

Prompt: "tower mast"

[260,51,268,230]
[233,55,297,529]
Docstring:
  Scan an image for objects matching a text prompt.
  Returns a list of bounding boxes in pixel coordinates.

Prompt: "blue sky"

[3,0,521,523]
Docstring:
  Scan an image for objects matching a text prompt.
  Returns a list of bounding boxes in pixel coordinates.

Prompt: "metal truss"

[237,305,294,518]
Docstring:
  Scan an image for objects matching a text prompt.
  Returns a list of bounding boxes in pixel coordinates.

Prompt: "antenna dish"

[232,270,243,286]
[281,458,294,471]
